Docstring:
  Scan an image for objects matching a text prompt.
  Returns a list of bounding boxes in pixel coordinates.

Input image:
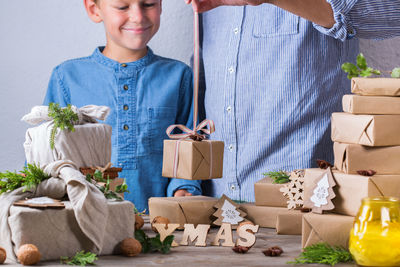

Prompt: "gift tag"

[304,168,336,214]
[14,197,65,209]
[212,195,247,229]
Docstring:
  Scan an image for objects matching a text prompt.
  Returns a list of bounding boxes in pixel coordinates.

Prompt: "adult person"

[185,0,400,201]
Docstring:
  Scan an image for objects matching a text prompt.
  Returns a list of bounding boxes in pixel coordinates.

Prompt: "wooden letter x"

[152,223,180,247]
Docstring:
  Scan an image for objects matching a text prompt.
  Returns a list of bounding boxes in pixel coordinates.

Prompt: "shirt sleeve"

[313,0,400,41]
[43,66,70,106]
[166,66,202,197]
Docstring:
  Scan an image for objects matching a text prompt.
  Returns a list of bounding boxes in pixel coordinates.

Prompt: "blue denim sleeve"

[43,66,70,106]
[167,66,203,196]
[313,0,400,41]
[166,179,202,197]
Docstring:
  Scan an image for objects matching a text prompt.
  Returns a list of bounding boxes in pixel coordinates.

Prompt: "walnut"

[151,216,170,233]
[263,246,283,257]
[357,170,376,176]
[232,245,249,254]
[0,247,6,264]
[17,244,41,265]
[120,238,142,257]
[135,214,144,230]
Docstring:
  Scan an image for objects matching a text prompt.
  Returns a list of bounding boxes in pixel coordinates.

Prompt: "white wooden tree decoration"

[304,167,336,214]
[213,194,247,229]
[279,169,305,209]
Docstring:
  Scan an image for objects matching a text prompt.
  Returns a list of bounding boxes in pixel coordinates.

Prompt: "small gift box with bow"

[162,12,224,180]
[162,121,224,180]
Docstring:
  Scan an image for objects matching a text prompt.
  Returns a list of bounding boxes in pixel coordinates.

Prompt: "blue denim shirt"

[43,47,202,211]
[200,0,400,202]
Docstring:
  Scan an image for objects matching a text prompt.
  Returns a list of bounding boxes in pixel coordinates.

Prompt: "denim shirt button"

[123,105,129,111]
[123,85,129,90]
[121,63,127,67]
[123,125,129,130]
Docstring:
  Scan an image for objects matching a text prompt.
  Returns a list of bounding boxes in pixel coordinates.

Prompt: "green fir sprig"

[60,251,98,266]
[342,53,400,79]
[0,163,50,195]
[288,243,353,266]
[263,171,290,184]
[48,103,79,150]
[134,229,174,254]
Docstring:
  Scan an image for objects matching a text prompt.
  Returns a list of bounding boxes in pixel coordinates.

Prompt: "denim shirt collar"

[91,46,154,72]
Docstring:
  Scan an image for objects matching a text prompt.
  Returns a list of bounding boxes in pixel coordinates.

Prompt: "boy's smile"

[85,0,162,62]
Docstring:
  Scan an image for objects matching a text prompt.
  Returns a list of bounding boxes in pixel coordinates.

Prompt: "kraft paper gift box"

[331,112,400,146]
[351,77,400,96]
[302,213,354,248]
[275,210,304,235]
[342,94,400,115]
[254,177,287,207]
[7,201,134,261]
[303,168,400,216]
[334,142,400,174]
[239,203,299,228]
[162,139,224,180]
[149,196,218,228]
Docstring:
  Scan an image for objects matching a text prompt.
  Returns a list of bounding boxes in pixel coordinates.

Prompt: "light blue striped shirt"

[200,0,400,201]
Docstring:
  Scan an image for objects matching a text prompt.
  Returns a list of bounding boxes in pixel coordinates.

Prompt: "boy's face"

[92,0,161,54]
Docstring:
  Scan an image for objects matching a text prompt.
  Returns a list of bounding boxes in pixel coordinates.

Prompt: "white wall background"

[0,1,400,171]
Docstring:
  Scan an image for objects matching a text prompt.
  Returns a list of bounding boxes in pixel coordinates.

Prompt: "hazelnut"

[120,238,142,257]
[135,214,144,230]
[237,220,255,233]
[17,244,41,265]
[151,216,170,233]
[0,247,6,264]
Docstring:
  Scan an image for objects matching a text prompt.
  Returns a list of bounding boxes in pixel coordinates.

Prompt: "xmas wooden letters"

[153,223,259,247]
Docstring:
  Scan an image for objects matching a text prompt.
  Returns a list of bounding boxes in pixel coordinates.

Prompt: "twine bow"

[165,12,215,142]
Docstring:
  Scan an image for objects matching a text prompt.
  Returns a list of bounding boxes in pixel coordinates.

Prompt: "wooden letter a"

[211,223,234,247]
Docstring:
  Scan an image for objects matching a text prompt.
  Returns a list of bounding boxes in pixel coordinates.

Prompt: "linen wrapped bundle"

[0,105,134,262]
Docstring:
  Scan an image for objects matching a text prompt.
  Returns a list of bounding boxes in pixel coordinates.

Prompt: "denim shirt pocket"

[252,6,300,38]
[148,107,177,154]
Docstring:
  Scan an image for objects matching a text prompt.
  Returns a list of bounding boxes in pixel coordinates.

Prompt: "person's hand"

[174,189,193,197]
[185,0,269,13]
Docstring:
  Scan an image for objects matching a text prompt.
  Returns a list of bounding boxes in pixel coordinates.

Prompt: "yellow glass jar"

[349,197,400,266]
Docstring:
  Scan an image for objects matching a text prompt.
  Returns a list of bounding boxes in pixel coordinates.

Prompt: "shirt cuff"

[312,0,358,41]
[166,179,202,197]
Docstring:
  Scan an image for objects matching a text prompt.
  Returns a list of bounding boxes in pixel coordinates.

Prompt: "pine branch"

[288,243,353,266]
[0,163,50,195]
[263,171,290,184]
[48,103,79,150]
[60,251,98,266]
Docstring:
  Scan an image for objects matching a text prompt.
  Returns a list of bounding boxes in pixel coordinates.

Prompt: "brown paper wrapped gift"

[302,213,354,248]
[334,142,400,174]
[351,77,400,96]
[342,94,400,115]
[303,168,400,216]
[254,177,287,207]
[331,112,400,146]
[240,203,299,228]
[162,139,224,180]
[7,201,134,261]
[275,210,304,235]
[148,196,218,228]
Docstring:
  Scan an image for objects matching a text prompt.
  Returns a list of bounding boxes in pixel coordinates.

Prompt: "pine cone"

[263,246,283,257]
[357,170,376,176]
[232,245,249,254]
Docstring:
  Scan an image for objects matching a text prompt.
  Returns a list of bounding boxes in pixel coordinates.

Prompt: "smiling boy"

[43,0,201,211]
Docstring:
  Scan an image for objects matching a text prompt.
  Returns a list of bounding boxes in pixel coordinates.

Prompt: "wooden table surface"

[6,216,357,267]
